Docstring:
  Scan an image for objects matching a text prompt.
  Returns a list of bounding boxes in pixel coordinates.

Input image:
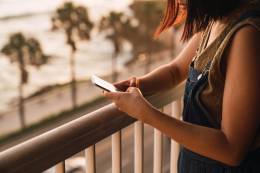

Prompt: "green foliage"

[52,2,94,51]
[99,11,135,54]
[99,11,140,81]
[130,1,163,34]
[128,1,167,58]
[1,33,48,84]
[26,38,48,67]
[99,1,168,64]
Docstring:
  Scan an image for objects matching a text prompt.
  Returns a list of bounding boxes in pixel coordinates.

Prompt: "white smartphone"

[91,75,121,92]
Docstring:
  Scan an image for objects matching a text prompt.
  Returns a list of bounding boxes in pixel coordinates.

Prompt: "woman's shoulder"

[224,21,260,74]
[223,10,260,53]
[217,1,260,57]
[215,17,260,77]
[226,23,260,63]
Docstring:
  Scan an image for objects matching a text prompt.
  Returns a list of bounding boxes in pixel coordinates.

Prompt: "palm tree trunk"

[145,34,152,74]
[111,52,118,83]
[70,49,77,109]
[18,79,26,129]
[145,52,152,74]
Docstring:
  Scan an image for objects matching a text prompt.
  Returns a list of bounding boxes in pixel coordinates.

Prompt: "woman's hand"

[103,87,152,121]
[113,77,139,92]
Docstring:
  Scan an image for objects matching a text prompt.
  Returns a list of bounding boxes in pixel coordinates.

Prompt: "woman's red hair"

[154,0,187,39]
[155,0,243,41]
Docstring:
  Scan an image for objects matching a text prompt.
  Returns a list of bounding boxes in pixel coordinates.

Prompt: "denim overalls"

[178,11,260,173]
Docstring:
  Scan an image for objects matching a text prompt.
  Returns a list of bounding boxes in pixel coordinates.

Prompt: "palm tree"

[128,1,168,73]
[52,2,93,108]
[1,33,48,129]
[99,12,134,82]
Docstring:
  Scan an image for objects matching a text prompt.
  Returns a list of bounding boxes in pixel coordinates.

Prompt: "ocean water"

[0,0,133,111]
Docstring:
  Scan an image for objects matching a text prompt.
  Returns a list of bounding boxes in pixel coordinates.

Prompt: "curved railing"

[0,83,185,173]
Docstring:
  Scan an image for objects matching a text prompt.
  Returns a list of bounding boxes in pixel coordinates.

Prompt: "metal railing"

[0,82,185,173]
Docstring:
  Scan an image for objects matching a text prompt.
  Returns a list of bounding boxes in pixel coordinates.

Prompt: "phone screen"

[91,75,120,92]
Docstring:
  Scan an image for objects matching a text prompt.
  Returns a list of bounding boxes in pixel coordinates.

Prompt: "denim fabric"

[178,146,260,173]
[178,10,260,173]
[178,63,260,173]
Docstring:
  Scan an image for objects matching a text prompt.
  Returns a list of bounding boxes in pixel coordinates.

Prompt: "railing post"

[112,131,122,173]
[170,100,182,173]
[134,121,144,173]
[55,161,65,173]
[153,108,163,173]
[85,145,96,173]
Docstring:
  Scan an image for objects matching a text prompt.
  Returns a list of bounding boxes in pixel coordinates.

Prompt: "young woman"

[103,0,260,172]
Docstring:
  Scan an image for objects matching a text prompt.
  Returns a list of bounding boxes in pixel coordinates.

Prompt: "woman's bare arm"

[142,25,260,166]
[137,32,202,95]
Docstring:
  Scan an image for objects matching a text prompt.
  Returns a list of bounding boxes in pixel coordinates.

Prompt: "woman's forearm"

[143,104,240,166]
[138,63,182,95]
[137,33,202,95]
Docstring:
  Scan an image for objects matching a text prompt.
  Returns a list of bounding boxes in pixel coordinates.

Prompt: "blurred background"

[0,0,185,172]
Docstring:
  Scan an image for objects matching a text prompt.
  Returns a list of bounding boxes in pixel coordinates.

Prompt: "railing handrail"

[0,83,185,173]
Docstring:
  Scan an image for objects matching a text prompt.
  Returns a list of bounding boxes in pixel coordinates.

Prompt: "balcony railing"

[0,82,185,173]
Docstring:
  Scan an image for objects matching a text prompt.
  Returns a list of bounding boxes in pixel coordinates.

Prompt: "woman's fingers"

[103,91,126,100]
[103,91,117,99]
[130,77,138,87]
[113,77,138,91]
[113,79,129,87]
[127,87,136,92]
[126,87,140,93]
[113,80,129,91]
